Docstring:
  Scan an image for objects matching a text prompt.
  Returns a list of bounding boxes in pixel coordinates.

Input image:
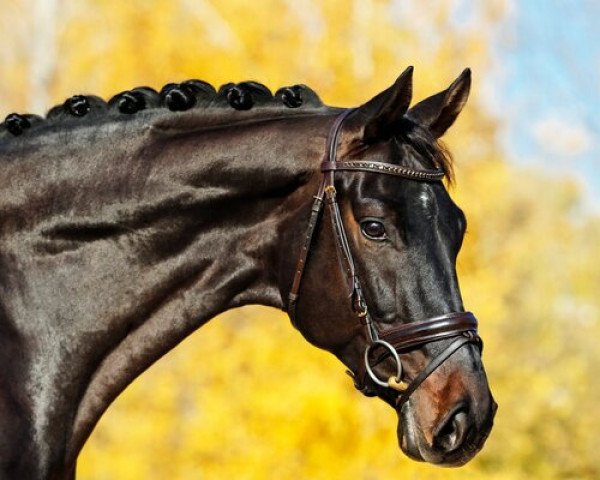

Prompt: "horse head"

[283,67,496,466]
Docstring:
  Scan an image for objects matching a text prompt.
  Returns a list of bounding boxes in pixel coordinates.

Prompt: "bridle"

[288,109,482,407]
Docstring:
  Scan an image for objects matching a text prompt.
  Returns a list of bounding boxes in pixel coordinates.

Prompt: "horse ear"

[406,68,471,138]
[357,66,414,143]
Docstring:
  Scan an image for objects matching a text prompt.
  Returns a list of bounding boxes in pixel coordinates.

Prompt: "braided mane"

[0,79,454,180]
[0,80,324,139]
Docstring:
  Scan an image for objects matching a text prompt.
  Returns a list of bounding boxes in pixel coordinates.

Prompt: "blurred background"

[1,0,599,478]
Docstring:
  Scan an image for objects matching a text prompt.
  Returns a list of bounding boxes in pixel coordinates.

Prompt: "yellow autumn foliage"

[0,1,598,479]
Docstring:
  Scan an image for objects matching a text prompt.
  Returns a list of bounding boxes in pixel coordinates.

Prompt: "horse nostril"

[433,407,470,453]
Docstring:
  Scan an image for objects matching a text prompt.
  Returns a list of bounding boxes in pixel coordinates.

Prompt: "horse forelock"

[394,118,455,184]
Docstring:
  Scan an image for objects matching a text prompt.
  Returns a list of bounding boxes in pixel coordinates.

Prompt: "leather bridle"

[288,109,482,407]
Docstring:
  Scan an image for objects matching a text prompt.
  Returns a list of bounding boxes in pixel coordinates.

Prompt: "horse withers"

[0,68,495,479]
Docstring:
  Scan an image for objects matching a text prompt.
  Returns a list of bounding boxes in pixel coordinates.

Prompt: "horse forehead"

[393,184,459,233]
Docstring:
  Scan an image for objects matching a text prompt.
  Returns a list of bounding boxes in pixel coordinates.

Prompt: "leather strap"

[288,109,354,328]
[321,160,444,181]
[380,312,479,351]
[288,183,325,327]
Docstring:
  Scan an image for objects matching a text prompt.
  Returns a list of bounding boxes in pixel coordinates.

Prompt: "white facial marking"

[419,191,431,210]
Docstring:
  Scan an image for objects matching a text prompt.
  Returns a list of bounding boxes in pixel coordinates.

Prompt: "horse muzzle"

[396,354,497,466]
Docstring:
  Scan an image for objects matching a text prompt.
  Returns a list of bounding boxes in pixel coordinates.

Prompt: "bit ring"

[364,340,403,388]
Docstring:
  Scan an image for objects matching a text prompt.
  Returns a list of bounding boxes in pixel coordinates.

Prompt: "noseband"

[288,109,482,407]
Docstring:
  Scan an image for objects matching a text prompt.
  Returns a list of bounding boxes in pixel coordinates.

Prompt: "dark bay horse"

[0,67,496,479]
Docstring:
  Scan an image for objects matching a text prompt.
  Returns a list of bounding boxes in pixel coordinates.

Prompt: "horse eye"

[360,220,387,240]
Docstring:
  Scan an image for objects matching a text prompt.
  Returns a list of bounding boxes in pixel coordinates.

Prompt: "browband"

[321,160,445,181]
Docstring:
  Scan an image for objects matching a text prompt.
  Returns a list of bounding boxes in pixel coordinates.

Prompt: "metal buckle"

[364,340,404,389]
[354,296,368,317]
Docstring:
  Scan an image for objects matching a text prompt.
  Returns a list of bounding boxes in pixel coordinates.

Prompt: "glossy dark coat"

[0,70,495,479]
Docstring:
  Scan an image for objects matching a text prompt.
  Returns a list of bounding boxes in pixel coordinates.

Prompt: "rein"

[288,109,482,407]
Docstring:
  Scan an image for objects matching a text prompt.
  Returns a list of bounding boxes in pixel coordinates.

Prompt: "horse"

[0,67,496,479]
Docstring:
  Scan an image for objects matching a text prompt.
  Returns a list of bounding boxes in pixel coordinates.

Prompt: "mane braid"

[0,79,324,140]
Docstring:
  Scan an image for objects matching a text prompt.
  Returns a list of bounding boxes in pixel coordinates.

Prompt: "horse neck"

[0,110,333,478]
[141,112,330,309]
[1,111,332,309]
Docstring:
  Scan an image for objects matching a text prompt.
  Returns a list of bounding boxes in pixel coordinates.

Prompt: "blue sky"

[491,0,600,209]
